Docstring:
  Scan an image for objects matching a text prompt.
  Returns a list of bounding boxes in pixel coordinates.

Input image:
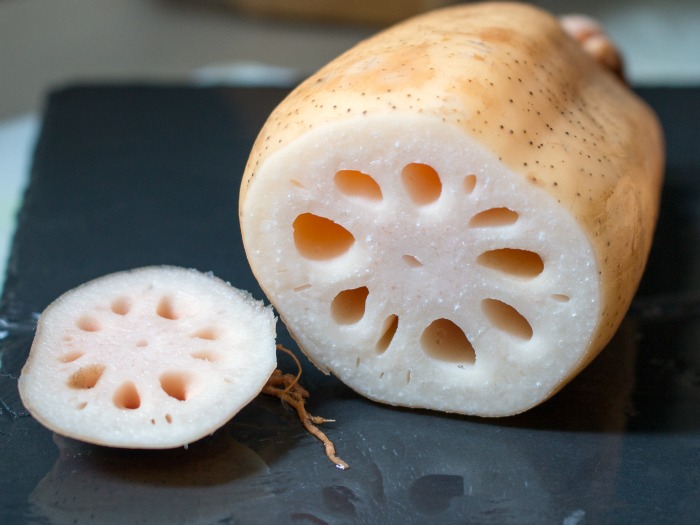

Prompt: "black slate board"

[1,85,699,524]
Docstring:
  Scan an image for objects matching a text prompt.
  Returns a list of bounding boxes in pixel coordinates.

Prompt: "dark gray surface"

[0,85,698,524]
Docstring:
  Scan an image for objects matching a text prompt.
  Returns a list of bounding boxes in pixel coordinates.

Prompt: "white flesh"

[19,266,277,448]
[242,116,600,416]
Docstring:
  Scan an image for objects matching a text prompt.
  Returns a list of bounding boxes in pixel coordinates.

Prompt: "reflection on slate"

[1,85,699,524]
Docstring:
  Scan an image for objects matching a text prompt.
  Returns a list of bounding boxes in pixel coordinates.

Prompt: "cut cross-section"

[239,2,662,417]
[18,266,277,449]
[241,117,604,417]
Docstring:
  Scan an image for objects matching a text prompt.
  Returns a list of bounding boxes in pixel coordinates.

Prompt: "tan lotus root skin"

[19,266,277,448]
[239,2,663,417]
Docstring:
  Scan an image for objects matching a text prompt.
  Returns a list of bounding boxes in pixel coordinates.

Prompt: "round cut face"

[241,116,600,416]
[19,266,277,448]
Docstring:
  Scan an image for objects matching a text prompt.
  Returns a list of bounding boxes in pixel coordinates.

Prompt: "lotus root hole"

[464,174,477,194]
[68,364,105,389]
[376,314,399,353]
[110,296,132,315]
[402,254,423,268]
[113,381,141,410]
[477,249,544,278]
[551,294,570,303]
[293,213,355,260]
[160,371,197,401]
[334,169,383,201]
[156,292,199,320]
[76,316,101,332]
[191,350,219,362]
[482,299,533,341]
[421,319,476,364]
[156,296,179,320]
[191,327,220,340]
[59,350,84,363]
[331,287,369,325]
[401,163,442,205]
[469,207,519,228]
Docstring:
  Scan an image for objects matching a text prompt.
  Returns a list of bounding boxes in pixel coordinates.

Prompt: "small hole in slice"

[76,316,100,332]
[421,319,476,364]
[376,314,399,353]
[464,174,477,194]
[136,339,148,348]
[156,296,179,320]
[401,163,442,205]
[191,350,219,362]
[191,327,220,340]
[293,213,355,260]
[76,402,88,410]
[59,350,84,363]
[469,208,519,228]
[482,299,533,341]
[551,294,570,303]
[68,364,105,389]
[155,292,200,320]
[110,296,132,315]
[402,254,423,268]
[477,249,544,278]
[334,169,383,201]
[331,287,369,325]
[165,414,173,424]
[114,381,141,410]
[160,371,196,401]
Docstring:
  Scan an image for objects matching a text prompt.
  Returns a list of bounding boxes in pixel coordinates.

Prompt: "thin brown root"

[263,345,349,470]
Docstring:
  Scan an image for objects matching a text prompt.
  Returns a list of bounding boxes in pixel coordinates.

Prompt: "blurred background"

[1,0,699,291]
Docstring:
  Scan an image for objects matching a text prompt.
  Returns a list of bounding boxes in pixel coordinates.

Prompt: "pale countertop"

[1,0,699,294]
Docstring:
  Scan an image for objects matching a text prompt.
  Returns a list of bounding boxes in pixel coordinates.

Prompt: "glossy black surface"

[1,85,698,524]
